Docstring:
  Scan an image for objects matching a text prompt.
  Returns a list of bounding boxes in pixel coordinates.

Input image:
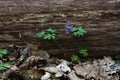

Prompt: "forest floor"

[0,43,120,80]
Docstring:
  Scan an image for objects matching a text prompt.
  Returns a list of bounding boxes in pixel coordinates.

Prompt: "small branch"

[64,34,73,49]
[53,39,65,51]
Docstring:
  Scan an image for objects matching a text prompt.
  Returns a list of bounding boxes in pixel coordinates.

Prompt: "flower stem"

[53,39,65,51]
[64,34,73,49]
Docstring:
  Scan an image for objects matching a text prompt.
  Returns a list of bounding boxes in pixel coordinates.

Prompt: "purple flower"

[65,22,72,34]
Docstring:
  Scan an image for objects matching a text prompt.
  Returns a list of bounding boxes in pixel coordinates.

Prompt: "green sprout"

[70,55,80,63]
[114,54,120,60]
[50,74,59,80]
[36,28,56,40]
[0,62,13,70]
[71,26,87,37]
[0,48,8,58]
[79,49,89,57]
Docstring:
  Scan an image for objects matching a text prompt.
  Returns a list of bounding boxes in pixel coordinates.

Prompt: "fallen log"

[0,0,120,58]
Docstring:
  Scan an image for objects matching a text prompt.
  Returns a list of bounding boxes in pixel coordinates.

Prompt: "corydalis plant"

[36,22,88,58]
[36,22,87,39]
[36,28,64,50]
[64,23,87,49]
[35,28,56,40]
[79,49,89,57]
[65,22,87,36]
[71,49,89,63]
[70,55,80,63]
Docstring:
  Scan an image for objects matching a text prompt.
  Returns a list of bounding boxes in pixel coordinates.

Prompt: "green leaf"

[36,28,56,40]
[0,54,3,58]
[46,28,52,32]
[71,27,78,32]
[79,49,88,53]
[0,67,6,70]
[51,74,56,79]
[71,26,87,37]
[44,33,56,40]
[78,27,87,34]
[70,55,80,63]
[3,62,13,66]
[0,49,8,54]
[0,48,8,58]
[51,34,56,39]
[44,34,50,40]
[51,36,55,39]
[73,32,78,36]
[82,52,88,57]
[0,62,13,70]
[79,49,89,57]
[35,31,45,38]
[46,28,56,33]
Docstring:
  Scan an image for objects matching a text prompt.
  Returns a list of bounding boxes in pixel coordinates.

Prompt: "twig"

[53,39,65,51]
[64,34,73,49]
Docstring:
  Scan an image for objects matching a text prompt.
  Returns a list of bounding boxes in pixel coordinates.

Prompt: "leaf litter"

[0,43,120,80]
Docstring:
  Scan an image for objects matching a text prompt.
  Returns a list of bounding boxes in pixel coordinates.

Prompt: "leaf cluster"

[0,48,8,58]
[71,26,87,37]
[0,62,13,70]
[36,28,56,40]
[50,74,59,80]
[70,55,80,63]
[36,24,88,63]
[70,49,89,63]
[79,49,89,57]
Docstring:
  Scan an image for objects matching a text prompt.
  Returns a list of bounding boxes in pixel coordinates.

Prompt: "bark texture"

[0,0,120,58]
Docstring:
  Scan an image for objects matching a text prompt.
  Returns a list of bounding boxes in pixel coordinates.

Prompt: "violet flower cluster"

[65,22,72,34]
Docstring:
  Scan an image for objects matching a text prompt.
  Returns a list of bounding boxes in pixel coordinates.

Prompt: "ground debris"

[67,71,84,80]
[0,45,120,80]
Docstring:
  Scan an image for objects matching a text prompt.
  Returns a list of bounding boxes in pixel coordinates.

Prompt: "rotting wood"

[0,0,120,58]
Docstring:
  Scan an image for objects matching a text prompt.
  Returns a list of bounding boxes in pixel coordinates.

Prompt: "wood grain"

[0,0,120,58]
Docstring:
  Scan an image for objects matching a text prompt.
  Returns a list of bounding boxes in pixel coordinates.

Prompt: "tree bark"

[0,0,120,58]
